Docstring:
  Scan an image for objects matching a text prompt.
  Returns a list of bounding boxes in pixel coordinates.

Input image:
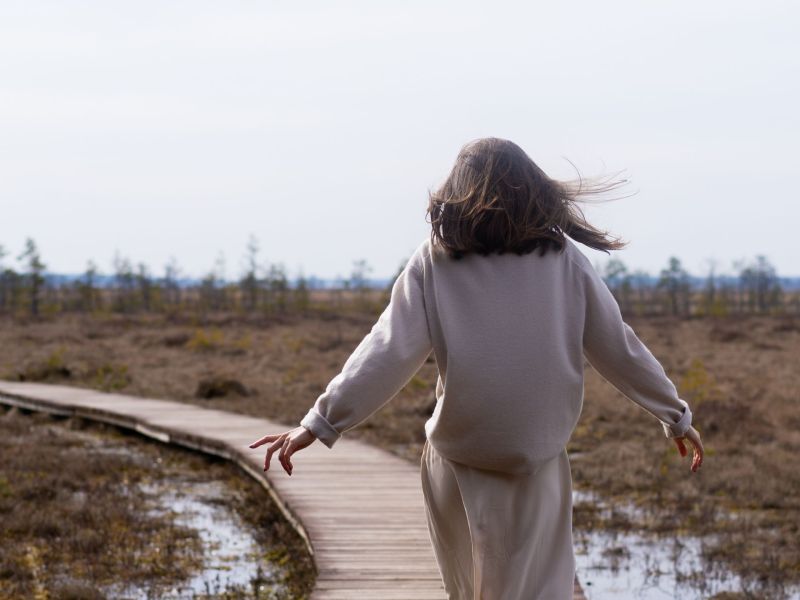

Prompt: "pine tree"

[17,238,46,317]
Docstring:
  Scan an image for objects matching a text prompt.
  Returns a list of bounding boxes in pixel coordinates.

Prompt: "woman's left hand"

[249,426,317,476]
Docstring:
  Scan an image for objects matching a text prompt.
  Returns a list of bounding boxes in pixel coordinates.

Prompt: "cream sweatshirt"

[300,236,693,475]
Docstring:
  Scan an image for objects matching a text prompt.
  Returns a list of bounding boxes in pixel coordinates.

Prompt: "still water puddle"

[573,489,800,600]
[133,479,284,598]
[70,428,291,599]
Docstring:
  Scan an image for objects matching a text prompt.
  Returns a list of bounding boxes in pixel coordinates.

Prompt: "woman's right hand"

[249,426,317,476]
[673,425,704,472]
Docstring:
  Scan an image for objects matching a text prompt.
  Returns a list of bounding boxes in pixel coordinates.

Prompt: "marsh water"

[572,488,800,600]
[109,478,287,599]
[7,405,797,599]
[57,423,294,599]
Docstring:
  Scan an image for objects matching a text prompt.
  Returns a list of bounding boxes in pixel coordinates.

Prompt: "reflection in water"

[140,479,285,598]
[573,489,800,600]
[81,432,291,600]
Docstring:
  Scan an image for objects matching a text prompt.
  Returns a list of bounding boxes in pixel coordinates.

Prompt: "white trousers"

[420,439,576,600]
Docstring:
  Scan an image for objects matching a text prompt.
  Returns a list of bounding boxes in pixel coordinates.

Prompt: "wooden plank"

[0,380,587,599]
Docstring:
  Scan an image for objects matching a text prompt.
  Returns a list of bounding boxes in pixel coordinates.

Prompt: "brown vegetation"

[0,310,798,595]
[0,407,314,599]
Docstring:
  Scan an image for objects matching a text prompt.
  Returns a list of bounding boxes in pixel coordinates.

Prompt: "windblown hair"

[426,137,630,260]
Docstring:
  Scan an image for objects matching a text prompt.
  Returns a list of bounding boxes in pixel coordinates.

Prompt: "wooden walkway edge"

[0,381,586,599]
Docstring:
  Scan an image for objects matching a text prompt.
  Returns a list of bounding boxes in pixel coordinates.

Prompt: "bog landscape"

[1,240,798,599]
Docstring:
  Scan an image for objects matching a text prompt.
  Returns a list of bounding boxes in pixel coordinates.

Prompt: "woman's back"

[422,236,587,474]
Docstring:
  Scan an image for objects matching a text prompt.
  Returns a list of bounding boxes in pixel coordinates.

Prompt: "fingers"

[264,435,287,472]
[674,438,687,457]
[279,438,294,476]
[249,428,305,476]
[673,429,704,473]
[249,434,280,449]
[691,438,704,472]
[685,431,703,472]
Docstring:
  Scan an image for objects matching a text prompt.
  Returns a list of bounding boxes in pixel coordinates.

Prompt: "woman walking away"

[249,137,705,600]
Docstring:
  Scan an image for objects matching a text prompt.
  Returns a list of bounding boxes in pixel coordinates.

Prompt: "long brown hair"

[426,137,630,260]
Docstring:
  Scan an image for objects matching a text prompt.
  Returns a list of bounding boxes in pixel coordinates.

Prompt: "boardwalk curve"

[0,381,585,599]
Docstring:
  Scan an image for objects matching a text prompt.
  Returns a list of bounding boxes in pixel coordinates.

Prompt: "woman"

[250,137,704,599]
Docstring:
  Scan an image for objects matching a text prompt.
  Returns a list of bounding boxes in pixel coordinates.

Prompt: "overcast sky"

[1,0,797,281]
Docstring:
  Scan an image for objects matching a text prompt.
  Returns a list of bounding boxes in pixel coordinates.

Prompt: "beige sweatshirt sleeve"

[578,254,693,439]
[299,249,433,448]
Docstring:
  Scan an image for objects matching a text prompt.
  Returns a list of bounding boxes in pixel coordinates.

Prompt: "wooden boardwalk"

[0,381,586,600]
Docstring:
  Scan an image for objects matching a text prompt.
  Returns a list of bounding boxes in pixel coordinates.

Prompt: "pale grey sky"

[1,0,798,280]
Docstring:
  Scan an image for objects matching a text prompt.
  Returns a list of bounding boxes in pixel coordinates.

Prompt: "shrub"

[185,328,224,352]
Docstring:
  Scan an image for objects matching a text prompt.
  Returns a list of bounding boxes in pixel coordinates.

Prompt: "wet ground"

[5,401,798,599]
[4,313,799,591]
[0,407,314,599]
[105,473,291,599]
[573,488,800,600]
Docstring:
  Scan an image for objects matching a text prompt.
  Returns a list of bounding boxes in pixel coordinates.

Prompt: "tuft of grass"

[185,328,225,352]
[91,363,131,391]
[678,357,719,408]
[15,347,72,382]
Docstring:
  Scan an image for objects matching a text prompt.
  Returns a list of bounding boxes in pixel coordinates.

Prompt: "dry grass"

[1,311,799,592]
[0,409,202,598]
[0,406,314,599]
[568,315,800,596]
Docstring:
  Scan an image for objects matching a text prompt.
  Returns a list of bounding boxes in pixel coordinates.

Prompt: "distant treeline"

[0,237,385,319]
[0,237,797,318]
[597,255,797,317]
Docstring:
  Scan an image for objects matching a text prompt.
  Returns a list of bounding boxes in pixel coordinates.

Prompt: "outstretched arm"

[250,248,433,474]
[299,250,433,448]
[579,257,693,439]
